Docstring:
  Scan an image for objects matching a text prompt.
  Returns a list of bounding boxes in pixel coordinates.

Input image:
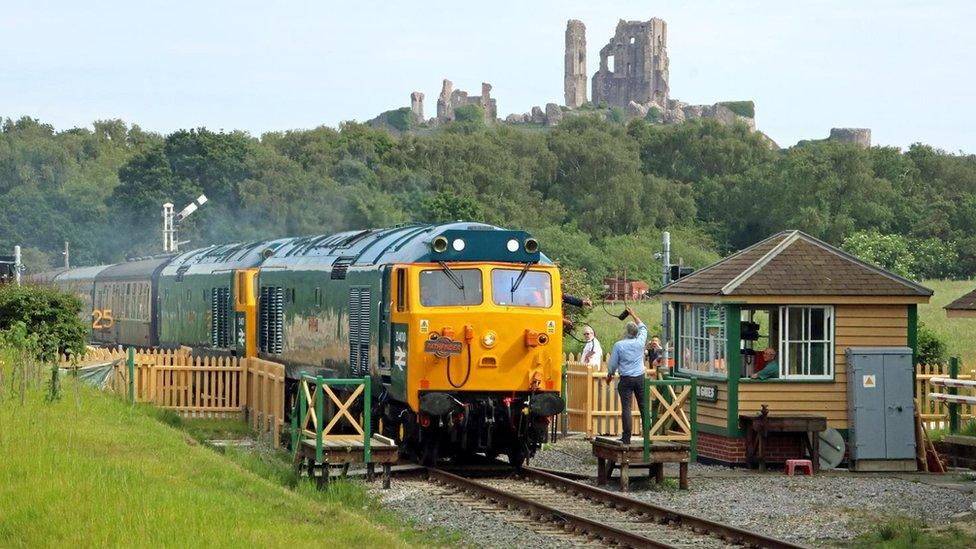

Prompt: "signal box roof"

[659,230,932,300]
[945,288,976,318]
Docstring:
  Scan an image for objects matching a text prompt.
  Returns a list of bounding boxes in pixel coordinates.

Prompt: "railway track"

[425,466,804,549]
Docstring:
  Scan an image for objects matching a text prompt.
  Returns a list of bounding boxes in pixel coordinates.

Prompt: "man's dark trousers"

[617,375,648,444]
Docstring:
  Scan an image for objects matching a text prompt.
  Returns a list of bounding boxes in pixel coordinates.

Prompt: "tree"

[0,284,86,360]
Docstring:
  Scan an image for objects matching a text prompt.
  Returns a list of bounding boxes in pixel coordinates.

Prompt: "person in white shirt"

[581,325,603,368]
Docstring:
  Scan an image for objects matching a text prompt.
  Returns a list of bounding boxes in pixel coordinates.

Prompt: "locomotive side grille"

[331,257,354,280]
[358,287,370,377]
[210,287,230,348]
[348,288,360,375]
[259,286,284,354]
[347,287,371,377]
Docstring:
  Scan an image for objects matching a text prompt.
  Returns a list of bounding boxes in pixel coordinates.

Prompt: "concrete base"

[851,459,917,472]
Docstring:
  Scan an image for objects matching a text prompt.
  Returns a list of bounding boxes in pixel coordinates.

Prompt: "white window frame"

[777,305,834,380]
[677,304,727,378]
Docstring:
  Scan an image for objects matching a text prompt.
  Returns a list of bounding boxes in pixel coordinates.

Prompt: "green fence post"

[643,376,651,462]
[315,377,324,465]
[949,357,960,434]
[127,347,135,405]
[690,377,698,462]
[363,376,372,464]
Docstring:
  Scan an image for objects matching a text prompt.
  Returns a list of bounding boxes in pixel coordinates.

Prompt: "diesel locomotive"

[42,222,566,465]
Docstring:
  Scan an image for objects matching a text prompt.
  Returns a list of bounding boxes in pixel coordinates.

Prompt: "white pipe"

[929,392,976,405]
[13,245,21,286]
[661,231,670,372]
[931,377,976,388]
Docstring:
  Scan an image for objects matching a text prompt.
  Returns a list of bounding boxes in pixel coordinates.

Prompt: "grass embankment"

[0,385,412,547]
[566,301,663,356]
[852,516,976,548]
[920,279,976,365]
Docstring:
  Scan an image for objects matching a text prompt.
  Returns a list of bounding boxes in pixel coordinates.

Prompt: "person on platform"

[580,325,603,367]
[646,335,663,368]
[750,347,780,380]
[605,307,648,444]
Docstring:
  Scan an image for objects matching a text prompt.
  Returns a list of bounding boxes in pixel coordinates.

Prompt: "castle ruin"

[829,128,871,147]
[564,20,587,108]
[591,18,669,108]
[436,79,497,124]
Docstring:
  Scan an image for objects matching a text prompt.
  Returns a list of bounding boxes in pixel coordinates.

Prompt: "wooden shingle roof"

[945,289,976,313]
[660,230,933,297]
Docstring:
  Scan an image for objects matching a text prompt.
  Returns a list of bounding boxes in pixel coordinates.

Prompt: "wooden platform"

[298,434,399,488]
[592,436,691,491]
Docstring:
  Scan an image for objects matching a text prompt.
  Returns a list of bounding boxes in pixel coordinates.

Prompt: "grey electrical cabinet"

[846,347,917,472]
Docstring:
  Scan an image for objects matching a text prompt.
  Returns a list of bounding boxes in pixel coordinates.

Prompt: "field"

[919,279,976,365]
[0,385,416,547]
[569,280,976,366]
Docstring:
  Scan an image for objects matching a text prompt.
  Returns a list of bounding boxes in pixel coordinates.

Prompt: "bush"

[453,105,485,125]
[718,101,755,118]
[0,284,86,360]
[644,106,660,123]
[384,108,415,132]
[917,321,948,365]
[608,106,626,124]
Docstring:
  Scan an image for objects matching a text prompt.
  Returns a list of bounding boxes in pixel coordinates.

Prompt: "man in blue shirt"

[606,307,648,444]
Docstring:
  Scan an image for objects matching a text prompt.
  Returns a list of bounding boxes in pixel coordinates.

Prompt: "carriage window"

[419,268,482,307]
[491,269,552,308]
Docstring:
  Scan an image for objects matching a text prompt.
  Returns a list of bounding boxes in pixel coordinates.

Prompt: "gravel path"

[529,439,976,545]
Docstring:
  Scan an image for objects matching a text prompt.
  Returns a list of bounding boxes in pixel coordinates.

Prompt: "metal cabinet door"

[883,353,917,459]
[850,353,887,460]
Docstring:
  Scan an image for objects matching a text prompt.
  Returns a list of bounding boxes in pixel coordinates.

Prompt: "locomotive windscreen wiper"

[509,262,533,293]
[437,261,465,292]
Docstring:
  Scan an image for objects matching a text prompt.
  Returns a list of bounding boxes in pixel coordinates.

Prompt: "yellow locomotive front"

[385,234,566,466]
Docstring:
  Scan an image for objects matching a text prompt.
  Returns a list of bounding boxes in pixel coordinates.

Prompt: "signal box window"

[491,269,552,308]
[419,268,482,307]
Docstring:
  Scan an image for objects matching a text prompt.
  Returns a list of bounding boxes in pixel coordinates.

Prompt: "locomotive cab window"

[395,268,407,312]
[419,268,482,307]
[491,269,553,308]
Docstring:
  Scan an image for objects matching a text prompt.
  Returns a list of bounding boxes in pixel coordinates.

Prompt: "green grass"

[0,384,413,547]
[567,301,663,356]
[851,516,976,548]
[920,279,976,365]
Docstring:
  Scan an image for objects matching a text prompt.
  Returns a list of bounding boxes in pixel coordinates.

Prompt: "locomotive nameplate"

[424,337,463,358]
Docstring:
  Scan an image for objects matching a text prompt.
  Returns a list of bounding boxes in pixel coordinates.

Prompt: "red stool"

[785,459,814,476]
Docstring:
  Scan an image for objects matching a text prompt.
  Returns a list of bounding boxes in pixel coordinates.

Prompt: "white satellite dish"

[817,428,846,470]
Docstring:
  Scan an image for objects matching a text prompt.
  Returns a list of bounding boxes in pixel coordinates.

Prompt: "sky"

[1,0,973,152]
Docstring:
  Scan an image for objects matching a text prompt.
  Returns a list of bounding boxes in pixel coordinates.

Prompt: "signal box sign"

[424,337,463,358]
[696,383,718,403]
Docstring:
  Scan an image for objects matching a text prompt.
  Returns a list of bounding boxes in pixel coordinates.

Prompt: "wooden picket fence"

[916,361,976,431]
[60,347,286,447]
[564,352,656,437]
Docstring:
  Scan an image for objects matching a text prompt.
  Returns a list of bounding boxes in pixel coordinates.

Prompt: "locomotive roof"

[261,222,550,269]
[96,257,172,282]
[160,238,291,277]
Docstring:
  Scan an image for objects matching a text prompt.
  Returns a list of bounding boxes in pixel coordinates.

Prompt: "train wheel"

[420,436,440,467]
[507,447,526,468]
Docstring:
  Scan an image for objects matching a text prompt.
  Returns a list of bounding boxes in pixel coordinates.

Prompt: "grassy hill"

[0,386,413,547]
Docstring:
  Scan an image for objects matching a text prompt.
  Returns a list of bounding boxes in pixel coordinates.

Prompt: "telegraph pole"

[660,232,671,372]
[63,241,70,269]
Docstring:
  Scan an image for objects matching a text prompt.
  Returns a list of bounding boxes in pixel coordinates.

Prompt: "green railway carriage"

[91,258,170,347]
[39,265,111,335]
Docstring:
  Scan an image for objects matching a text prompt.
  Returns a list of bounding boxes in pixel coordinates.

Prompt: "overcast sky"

[2,0,972,152]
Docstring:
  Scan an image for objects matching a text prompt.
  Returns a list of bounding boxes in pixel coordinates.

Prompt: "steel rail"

[521,466,806,549]
[428,468,672,548]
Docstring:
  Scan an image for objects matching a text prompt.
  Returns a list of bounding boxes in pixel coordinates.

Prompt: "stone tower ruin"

[564,20,587,108]
[592,18,669,108]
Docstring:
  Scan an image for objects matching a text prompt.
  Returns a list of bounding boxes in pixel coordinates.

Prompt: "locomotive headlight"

[506,239,519,252]
[452,238,465,251]
[482,330,497,348]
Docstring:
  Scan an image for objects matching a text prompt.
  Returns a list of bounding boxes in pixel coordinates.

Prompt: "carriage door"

[234,269,258,357]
